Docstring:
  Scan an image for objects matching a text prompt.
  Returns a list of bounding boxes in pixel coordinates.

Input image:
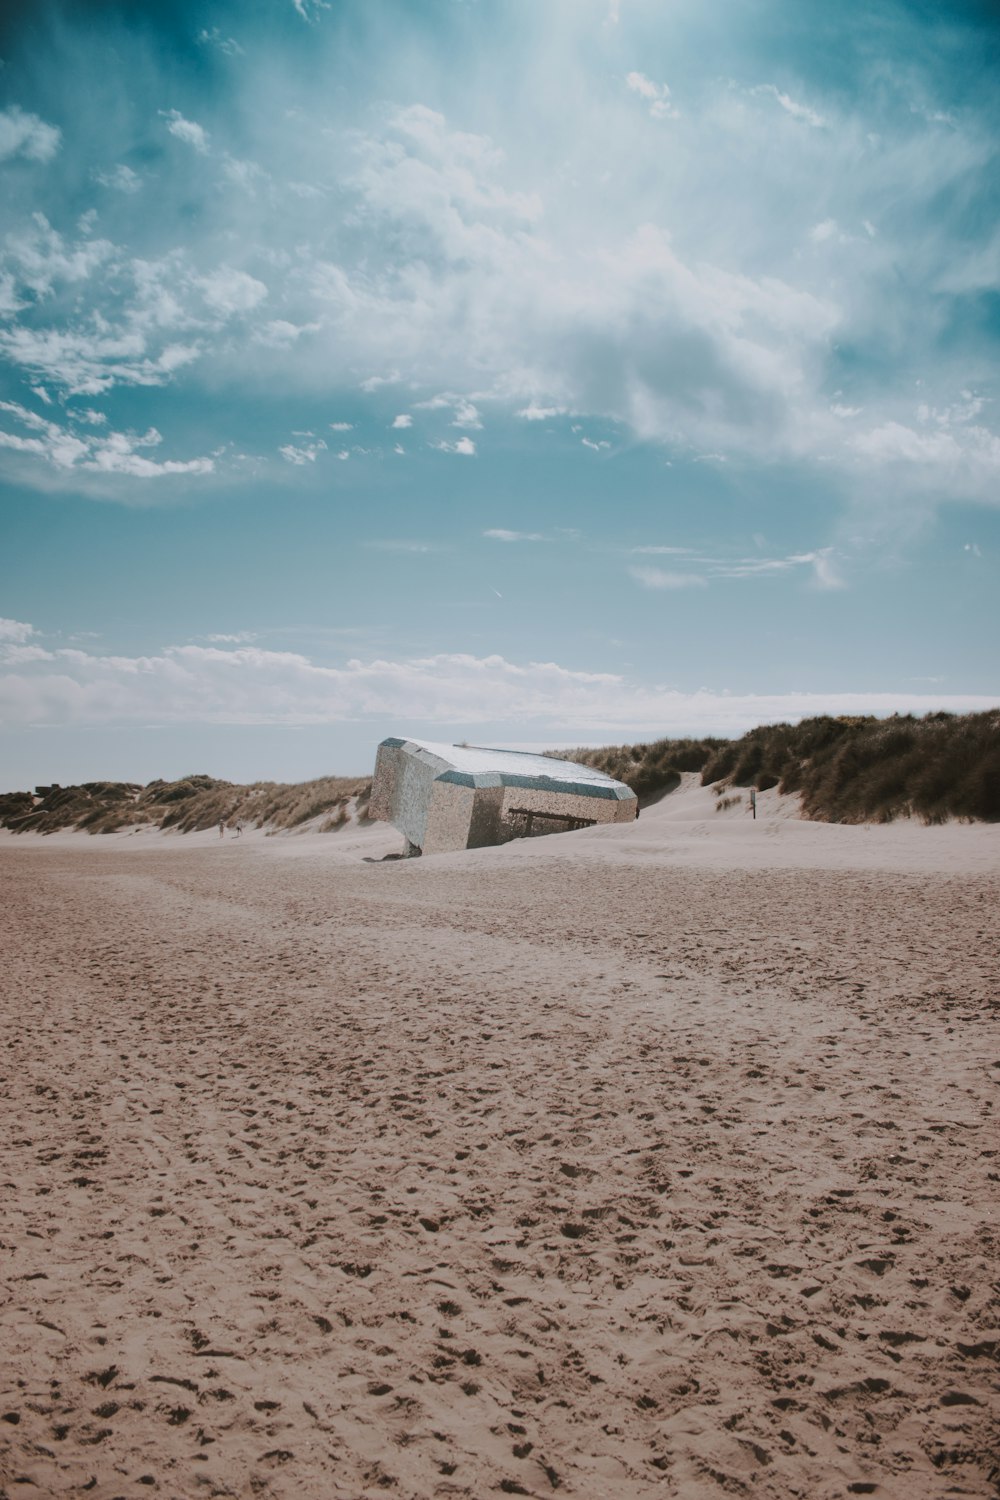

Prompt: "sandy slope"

[1,788,998,1499]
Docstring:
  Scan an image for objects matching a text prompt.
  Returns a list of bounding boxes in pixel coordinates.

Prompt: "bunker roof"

[380,737,635,801]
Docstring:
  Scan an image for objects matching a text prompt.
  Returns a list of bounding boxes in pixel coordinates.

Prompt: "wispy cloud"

[279,438,326,464]
[629,546,844,591]
[625,72,679,120]
[161,110,210,154]
[516,403,563,421]
[451,400,482,429]
[365,538,439,553]
[198,27,244,58]
[0,400,214,480]
[631,545,693,555]
[0,106,61,163]
[630,566,706,590]
[95,164,142,194]
[751,83,825,128]
[433,436,477,456]
[414,393,483,429]
[293,0,331,21]
[360,371,401,393]
[197,267,268,316]
[484,529,543,542]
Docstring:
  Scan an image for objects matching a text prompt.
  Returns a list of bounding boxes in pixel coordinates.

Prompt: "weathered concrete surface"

[370,737,637,854]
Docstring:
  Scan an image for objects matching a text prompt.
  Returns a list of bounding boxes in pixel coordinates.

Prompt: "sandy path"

[1,813,998,1498]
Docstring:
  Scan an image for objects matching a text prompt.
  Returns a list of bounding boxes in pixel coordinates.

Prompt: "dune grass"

[0,774,372,836]
[564,710,1000,823]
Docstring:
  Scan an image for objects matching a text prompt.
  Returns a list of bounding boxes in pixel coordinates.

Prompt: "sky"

[0,0,997,790]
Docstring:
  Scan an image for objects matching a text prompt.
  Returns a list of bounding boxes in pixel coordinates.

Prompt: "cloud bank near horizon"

[1,621,994,742]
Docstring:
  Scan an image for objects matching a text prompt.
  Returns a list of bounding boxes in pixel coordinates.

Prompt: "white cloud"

[0,400,213,479]
[162,110,210,155]
[451,400,482,429]
[752,84,826,129]
[206,631,257,643]
[392,413,413,429]
[365,539,436,553]
[850,420,1000,490]
[484,529,543,542]
[279,439,327,464]
[630,566,706,590]
[707,549,844,589]
[198,27,244,58]
[516,404,563,421]
[360,371,401,392]
[3,214,114,297]
[197,266,268,316]
[255,318,316,347]
[0,106,61,164]
[330,421,353,431]
[3,643,54,665]
[582,438,610,451]
[811,552,845,590]
[0,618,34,644]
[293,0,330,20]
[95,164,142,194]
[810,219,837,243]
[1,635,993,736]
[628,547,843,591]
[413,393,483,429]
[0,321,201,398]
[625,73,679,120]
[433,437,476,455]
[222,156,266,192]
[288,180,324,200]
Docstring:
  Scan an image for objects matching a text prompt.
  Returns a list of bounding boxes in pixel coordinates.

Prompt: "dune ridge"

[4,711,998,842]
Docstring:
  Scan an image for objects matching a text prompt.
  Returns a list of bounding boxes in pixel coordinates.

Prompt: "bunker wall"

[423,780,476,855]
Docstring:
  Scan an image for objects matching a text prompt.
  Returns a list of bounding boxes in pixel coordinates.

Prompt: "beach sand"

[1,782,998,1498]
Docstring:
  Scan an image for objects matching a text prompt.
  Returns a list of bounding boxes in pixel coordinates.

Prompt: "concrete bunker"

[370,737,637,855]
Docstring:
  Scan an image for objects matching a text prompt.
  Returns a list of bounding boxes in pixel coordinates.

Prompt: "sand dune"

[1,790,997,1498]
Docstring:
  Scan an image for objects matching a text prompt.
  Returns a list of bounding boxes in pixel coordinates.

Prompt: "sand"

[1,782,998,1499]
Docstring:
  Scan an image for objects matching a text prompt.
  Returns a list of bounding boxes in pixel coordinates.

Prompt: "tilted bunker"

[370,736,637,855]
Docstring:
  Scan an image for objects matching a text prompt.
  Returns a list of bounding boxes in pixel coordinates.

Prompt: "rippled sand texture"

[1,811,998,1498]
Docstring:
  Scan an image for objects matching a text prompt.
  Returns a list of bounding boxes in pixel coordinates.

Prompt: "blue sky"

[0,0,997,789]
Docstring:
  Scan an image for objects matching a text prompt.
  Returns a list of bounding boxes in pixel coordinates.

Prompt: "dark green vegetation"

[569,711,1000,823]
[0,774,372,836]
